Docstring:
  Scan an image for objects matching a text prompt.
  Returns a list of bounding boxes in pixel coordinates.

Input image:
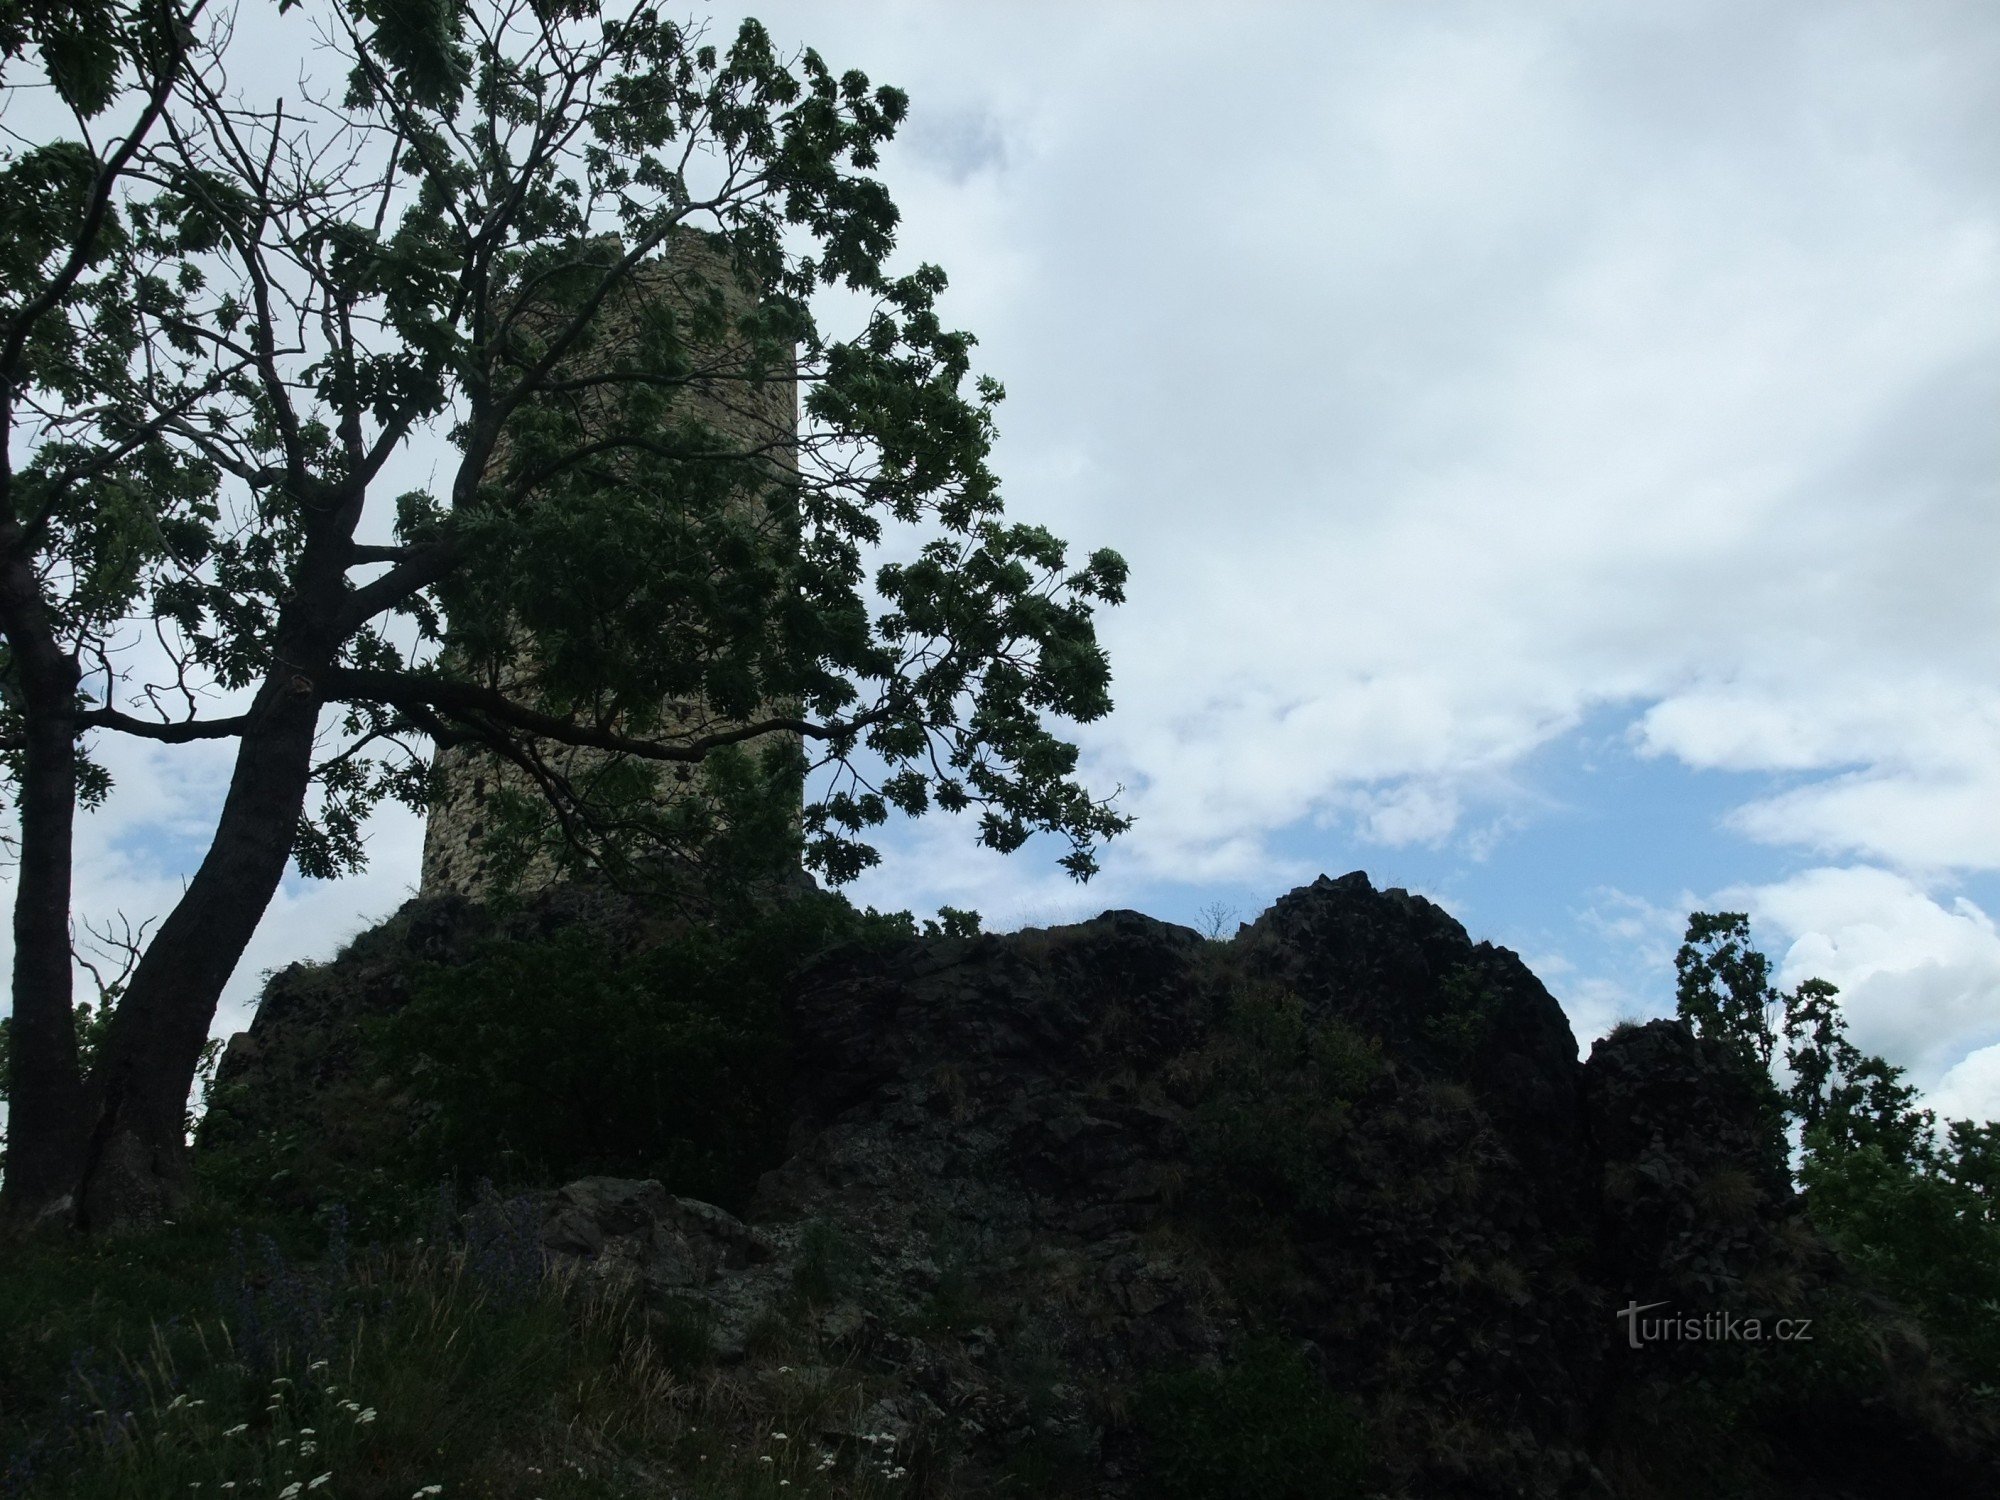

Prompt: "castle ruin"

[419,234,800,898]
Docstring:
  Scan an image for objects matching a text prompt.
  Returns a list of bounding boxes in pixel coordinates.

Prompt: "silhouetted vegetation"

[1678,910,2000,1385]
[372,893,881,1211]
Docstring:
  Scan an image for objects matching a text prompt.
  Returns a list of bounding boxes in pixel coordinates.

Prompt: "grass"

[0,1191,935,1500]
[1133,1337,1370,1500]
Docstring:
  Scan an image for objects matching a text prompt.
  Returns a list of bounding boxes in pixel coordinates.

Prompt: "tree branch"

[348,542,419,565]
[334,539,455,634]
[77,707,252,741]
[320,665,885,762]
[0,6,186,395]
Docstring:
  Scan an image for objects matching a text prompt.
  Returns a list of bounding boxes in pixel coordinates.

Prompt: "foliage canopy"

[0,0,1128,1225]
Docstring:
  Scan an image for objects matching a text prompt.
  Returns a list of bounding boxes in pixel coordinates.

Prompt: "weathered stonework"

[419,235,800,898]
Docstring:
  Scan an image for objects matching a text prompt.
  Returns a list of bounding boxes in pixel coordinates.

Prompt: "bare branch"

[72,911,158,1006]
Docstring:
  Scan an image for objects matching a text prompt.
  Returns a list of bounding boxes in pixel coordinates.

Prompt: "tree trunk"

[74,676,324,1229]
[0,564,86,1229]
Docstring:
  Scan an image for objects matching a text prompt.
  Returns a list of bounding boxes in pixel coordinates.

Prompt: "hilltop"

[6,873,1994,1498]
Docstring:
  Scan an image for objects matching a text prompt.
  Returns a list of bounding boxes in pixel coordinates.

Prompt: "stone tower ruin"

[419,234,800,898]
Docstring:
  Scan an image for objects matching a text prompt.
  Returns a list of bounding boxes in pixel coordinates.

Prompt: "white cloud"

[1734,866,2000,1093]
[1578,887,1690,967]
[1562,975,1655,1054]
[1930,1043,2000,1124]
[933,0,1998,890]
[7,2,1998,1063]
[1638,679,2000,872]
[1349,782,1462,849]
[1730,769,2000,875]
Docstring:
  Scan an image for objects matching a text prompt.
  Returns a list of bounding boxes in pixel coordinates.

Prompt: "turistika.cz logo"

[1616,1300,1813,1349]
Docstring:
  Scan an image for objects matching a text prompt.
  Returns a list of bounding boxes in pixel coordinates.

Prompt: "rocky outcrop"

[207,871,2000,1498]
[197,873,779,1213]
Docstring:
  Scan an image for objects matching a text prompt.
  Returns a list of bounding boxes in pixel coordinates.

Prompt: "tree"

[1675,913,1935,1167]
[1673,911,1780,1073]
[1676,912,2000,1380]
[0,0,215,1223]
[1,1,1130,1229]
[1779,974,1932,1166]
[1673,911,1790,1177]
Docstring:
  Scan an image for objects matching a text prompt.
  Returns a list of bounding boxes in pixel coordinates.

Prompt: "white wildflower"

[278,1485,302,1500]
[308,1476,332,1491]
[358,1408,378,1425]
[223,1424,249,1437]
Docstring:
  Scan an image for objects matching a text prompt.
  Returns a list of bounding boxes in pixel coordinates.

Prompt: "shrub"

[1134,1337,1369,1500]
[1803,1142,2000,1386]
[1,1189,932,1499]
[372,891,876,1211]
[1179,982,1380,1223]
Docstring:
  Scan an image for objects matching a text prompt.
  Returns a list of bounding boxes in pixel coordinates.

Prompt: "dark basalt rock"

[1585,1019,1798,1305]
[1239,873,1594,1226]
[207,871,2000,1499]
[198,873,761,1202]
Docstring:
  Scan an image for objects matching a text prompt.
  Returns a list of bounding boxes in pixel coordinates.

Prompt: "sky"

[12,2,2000,1119]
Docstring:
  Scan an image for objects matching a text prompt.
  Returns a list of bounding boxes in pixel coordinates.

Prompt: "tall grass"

[1,1194,930,1500]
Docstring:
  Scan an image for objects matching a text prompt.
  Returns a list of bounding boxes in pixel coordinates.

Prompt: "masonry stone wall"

[419,235,800,898]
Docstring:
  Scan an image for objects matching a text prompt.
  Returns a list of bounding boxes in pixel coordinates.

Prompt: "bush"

[1178,981,1380,1223]
[1803,1142,2000,1386]
[372,891,877,1211]
[1134,1337,1369,1500]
